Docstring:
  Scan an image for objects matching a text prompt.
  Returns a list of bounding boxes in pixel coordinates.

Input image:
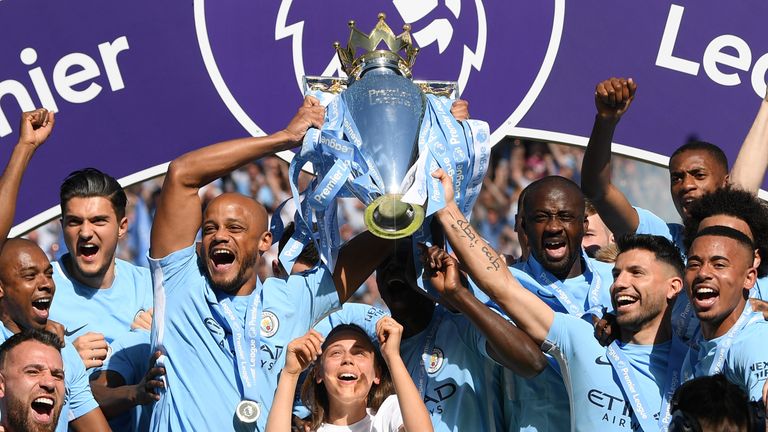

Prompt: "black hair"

[691,225,754,256]
[0,329,63,368]
[683,187,768,277]
[669,374,763,432]
[670,140,729,173]
[60,168,127,220]
[615,234,684,277]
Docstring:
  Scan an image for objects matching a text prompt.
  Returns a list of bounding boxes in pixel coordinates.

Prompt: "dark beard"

[198,250,259,294]
[5,395,59,432]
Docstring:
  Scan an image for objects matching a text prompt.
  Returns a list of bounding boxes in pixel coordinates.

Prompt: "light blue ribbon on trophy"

[606,335,687,431]
[523,251,604,319]
[283,89,386,270]
[400,94,490,296]
[210,280,263,423]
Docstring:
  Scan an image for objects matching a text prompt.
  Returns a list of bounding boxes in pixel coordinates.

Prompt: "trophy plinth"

[364,193,425,239]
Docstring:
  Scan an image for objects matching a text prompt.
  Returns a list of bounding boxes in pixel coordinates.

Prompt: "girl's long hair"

[300,324,395,431]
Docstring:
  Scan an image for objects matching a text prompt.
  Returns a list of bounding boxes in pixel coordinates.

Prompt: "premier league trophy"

[278,13,489,272]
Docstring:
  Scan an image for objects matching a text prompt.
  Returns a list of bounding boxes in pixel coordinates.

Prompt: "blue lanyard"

[524,252,603,318]
[683,303,761,380]
[210,281,263,401]
[607,336,687,431]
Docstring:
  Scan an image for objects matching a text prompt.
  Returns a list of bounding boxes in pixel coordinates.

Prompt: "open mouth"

[692,286,718,309]
[210,249,235,269]
[30,396,55,423]
[543,239,567,260]
[338,373,359,383]
[614,294,638,311]
[31,297,52,320]
[78,243,99,259]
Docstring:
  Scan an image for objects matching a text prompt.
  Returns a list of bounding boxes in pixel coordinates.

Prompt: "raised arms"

[150,97,324,259]
[580,78,640,238]
[432,169,554,345]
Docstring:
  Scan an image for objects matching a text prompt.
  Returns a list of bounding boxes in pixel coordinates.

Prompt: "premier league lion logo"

[275,0,487,95]
[195,0,561,142]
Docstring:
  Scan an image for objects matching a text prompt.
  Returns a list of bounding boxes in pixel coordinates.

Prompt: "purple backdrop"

[1,0,766,232]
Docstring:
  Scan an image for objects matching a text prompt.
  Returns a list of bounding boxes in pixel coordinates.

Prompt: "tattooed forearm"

[482,246,502,271]
[447,212,501,271]
[448,214,480,247]
[456,219,477,244]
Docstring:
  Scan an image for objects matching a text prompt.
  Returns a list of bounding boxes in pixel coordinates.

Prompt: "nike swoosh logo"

[537,289,557,299]
[64,324,88,337]
[595,356,611,366]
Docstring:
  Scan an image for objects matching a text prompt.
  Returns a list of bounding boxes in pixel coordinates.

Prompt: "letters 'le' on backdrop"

[1,0,766,234]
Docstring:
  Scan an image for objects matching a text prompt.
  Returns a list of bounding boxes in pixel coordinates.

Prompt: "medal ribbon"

[606,336,687,431]
[210,279,263,402]
[524,251,604,319]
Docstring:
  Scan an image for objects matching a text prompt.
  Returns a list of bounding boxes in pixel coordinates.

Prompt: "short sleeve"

[148,244,199,296]
[544,313,591,362]
[371,395,404,432]
[299,264,341,325]
[634,207,674,241]
[62,344,99,419]
[730,324,768,401]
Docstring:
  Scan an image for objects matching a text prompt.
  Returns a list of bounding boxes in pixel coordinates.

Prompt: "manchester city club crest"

[427,347,445,374]
[260,310,279,338]
[195,0,562,142]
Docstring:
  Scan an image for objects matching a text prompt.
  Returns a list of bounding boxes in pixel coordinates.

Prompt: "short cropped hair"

[0,329,63,369]
[690,225,754,256]
[671,140,728,173]
[615,234,684,277]
[60,168,127,220]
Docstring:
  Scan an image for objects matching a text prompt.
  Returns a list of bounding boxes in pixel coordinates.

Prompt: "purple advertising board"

[1,0,767,234]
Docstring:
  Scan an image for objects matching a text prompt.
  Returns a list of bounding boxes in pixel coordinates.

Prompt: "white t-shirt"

[316,395,403,432]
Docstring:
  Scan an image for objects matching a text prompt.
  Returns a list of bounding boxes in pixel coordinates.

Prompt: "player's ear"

[118,216,128,239]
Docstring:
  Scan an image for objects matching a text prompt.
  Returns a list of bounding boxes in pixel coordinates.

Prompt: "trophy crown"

[334,13,419,80]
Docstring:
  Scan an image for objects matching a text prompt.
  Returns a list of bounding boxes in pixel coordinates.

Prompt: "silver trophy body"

[303,14,458,239]
[343,63,425,238]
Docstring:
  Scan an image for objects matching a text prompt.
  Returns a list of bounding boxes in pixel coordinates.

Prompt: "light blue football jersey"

[546,314,679,431]
[50,256,152,348]
[634,206,684,248]
[496,254,614,432]
[148,244,339,432]
[399,306,505,432]
[684,304,768,401]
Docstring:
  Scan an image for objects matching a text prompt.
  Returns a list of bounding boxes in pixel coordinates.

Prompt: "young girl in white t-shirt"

[266,317,433,432]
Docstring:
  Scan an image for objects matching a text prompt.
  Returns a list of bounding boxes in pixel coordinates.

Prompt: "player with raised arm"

[148,96,394,431]
[0,109,110,431]
[433,168,689,431]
